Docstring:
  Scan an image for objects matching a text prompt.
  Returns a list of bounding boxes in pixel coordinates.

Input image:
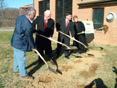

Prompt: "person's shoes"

[20,75,34,81]
[65,56,70,59]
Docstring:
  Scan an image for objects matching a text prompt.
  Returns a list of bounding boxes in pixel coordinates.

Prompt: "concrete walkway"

[0,28,14,32]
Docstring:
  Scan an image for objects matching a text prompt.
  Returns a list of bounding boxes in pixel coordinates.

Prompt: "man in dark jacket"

[32,10,54,64]
[56,12,75,59]
[11,7,36,80]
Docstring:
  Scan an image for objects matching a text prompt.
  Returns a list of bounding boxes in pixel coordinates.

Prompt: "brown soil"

[24,49,105,88]
[79,63,99,79]
[24,29,116,88]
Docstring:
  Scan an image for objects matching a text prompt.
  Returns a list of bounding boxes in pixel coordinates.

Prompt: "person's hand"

[82,31,85,33]
[32,48,37,52]
[34,32,38,35]
[72,37,75,40]
[48,37,52,40]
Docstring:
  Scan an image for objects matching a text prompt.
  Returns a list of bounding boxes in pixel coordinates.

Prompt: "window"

[57,0,61,7]
[93,8,104,29]
[56,0,72,22]
[46,0,50,9]
[39,0,50,15]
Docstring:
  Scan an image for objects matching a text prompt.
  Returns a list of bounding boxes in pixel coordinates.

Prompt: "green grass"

[98,45,117,88]
[88,43,117,88]
[0,32,13,44]
[0,32,117,88]
[0,27,14,29]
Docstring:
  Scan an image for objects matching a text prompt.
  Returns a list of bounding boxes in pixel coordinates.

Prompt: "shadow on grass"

[26,49,63,76]
[26,59,44,76]
[113,66,117,75]
[26,59,39,69]
[85,78,108,88]
[113,66,117,88]
[51,47,84,75]
[26,46,90,76]
[51,48,64,75]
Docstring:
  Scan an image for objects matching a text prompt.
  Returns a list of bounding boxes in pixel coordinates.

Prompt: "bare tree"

[0,0,19,27]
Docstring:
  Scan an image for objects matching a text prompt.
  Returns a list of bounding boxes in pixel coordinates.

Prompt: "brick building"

[19,4,34,16]
[33,0,117,45]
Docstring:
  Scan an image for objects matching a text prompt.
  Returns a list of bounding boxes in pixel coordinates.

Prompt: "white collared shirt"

[44,18,48,23]
[26,15,33,23]
[66,19,69,24]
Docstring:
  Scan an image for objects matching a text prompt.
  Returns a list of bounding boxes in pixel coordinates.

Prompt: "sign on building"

[82,21,94,34]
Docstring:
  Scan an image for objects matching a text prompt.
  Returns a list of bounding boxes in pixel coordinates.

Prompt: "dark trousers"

[73,34,88,53]
[36,38,52,63]
[37,49,52,63]
[56,38,70,57]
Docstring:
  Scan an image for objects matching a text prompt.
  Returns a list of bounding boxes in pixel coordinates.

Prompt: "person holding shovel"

[11,7,36,80]
[72,15,88,53]
[56,12,75,59]
[32,10,55,65]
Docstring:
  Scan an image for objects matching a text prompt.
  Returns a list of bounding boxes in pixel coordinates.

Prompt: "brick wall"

[34,0,56,20]
[34,0,117,45]
[73,0,93,21]
[73,0,117,45]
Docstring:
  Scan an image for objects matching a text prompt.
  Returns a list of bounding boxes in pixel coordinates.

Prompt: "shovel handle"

[35,50,49,68]
[39,34,70,49]
[59,31,88,48]
[49,38,70,49]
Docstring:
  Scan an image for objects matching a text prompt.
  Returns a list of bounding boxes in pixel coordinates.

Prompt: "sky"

[4,0,33,8]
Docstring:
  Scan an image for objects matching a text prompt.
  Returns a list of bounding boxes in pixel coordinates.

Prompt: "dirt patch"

[79,63,99,79]
[60,65,73,72]
[89,63,99,73]
[39,76,52,83]
[76,85,85,88]
[72,59,82,63]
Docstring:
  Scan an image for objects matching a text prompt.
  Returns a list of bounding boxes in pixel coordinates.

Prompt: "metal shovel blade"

[48,66,57,74]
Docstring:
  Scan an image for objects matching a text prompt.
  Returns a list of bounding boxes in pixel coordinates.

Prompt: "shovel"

[77,25,108,35]
[59,31,88,48]
[36,33,77,50]
[35,50,57,74]
[39,34,70,49]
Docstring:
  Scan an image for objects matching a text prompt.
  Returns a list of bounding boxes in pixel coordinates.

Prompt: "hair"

[26,7,36,15]
[73,15,78,22]
[44,9,51,15]
[65,12,72,16]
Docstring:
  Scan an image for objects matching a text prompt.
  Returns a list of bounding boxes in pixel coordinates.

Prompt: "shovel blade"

[48,66,57,74]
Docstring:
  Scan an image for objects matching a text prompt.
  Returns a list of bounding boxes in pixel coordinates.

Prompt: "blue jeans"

[13,48,27,76]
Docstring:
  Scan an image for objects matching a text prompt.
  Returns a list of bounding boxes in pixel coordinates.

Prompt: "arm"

[56,20,61,32]
[25,26,35,50]
[49,20,55,37]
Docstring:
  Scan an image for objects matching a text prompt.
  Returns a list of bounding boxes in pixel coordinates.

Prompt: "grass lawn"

[0,32,117,88]
[0,27,14,29]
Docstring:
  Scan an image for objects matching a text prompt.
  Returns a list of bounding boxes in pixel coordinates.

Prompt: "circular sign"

[106,12,116,23]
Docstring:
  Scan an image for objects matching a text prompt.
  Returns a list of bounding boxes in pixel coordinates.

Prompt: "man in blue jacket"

[11,7,36,80]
